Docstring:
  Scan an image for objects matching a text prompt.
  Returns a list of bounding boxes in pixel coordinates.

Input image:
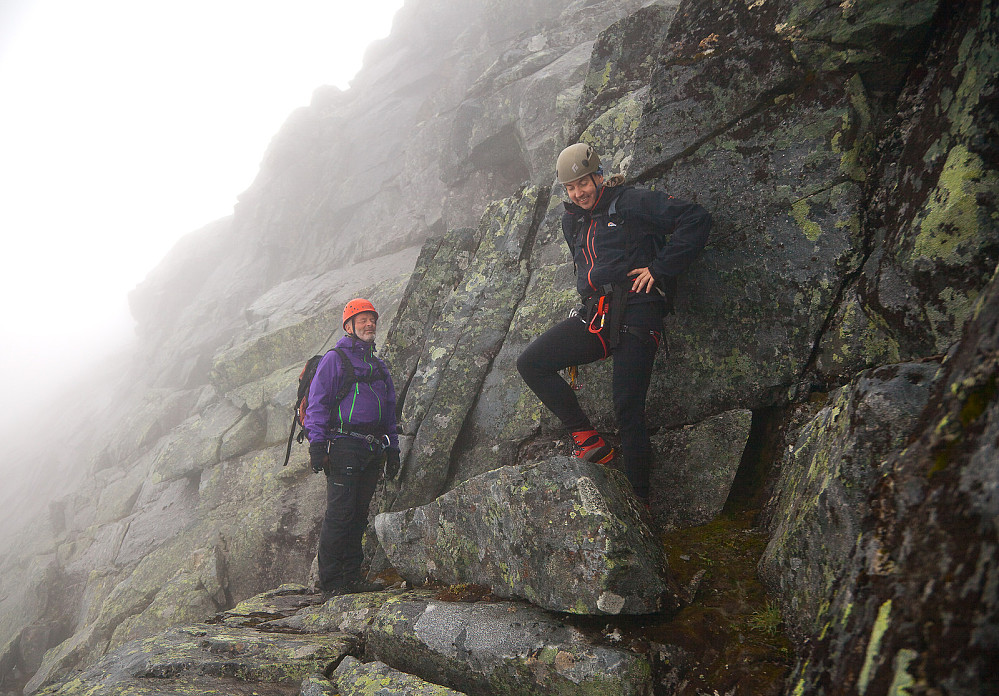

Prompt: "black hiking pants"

[516,300,664,500]
[319,437,381,592]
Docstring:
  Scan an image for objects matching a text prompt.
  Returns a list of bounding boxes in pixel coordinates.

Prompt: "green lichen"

[887,648,919,696]
[818,297,903,377]
[858,599,893,695]
[910,144,995,264]
[580,92,646,168]
[791,197,824,242]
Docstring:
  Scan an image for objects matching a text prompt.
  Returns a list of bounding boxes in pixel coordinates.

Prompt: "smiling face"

[564,173,604,210]
[347,311,378,342]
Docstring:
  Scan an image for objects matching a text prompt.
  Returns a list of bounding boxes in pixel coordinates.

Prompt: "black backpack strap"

[282,418,298,466]
[332,347,357,405]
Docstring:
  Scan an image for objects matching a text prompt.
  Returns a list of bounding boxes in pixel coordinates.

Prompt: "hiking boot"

[570,429,614,464]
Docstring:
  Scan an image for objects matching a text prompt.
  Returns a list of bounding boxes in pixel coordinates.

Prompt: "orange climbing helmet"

[342,298,378,330]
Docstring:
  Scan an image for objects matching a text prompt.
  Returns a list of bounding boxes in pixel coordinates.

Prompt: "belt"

[336,429,390,448]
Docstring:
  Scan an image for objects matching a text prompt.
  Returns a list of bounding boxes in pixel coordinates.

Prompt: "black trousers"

[516,301,664,499]
[319,437,381,591]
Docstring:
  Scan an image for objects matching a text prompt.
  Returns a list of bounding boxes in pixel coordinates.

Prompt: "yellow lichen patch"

[791,198,823,242]
[859,599,893,695]
[911,144,995,264]
[888,648,919,696]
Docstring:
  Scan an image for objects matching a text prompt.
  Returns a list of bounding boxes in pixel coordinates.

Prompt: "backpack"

[282,347,388,466]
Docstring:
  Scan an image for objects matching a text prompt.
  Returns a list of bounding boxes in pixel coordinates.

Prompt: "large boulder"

[365,595,652,696]
[758,360,940,642]
[376,457,679,615]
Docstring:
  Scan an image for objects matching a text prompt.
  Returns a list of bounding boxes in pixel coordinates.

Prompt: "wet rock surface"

[376,457,680,615]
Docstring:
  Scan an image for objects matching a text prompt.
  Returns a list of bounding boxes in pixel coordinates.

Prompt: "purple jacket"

[304,335,399,449]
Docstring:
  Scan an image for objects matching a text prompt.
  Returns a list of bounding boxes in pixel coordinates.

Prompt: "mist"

[0,0,402,493]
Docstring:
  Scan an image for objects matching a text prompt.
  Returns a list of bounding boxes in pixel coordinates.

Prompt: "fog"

[0,0,403,485]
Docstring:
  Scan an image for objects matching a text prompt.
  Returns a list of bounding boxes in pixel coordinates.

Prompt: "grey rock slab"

[34,623,359,695]
[333,655,468,696]
[377,457,680,615]
[365,596,652,696]
[263,589,424,636]
[650,409,753,529]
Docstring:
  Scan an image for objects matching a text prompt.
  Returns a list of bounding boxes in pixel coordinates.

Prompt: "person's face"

[348,311,378,342]
[564,173,604,210]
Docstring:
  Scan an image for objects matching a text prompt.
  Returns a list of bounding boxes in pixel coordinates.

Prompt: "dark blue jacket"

[304,335,399,448]
[562,185,711,303]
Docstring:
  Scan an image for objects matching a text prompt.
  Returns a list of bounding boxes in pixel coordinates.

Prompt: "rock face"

[376,457,679,615]
[758,360,940,641]
[2,0,999,693]
[789,224,999,696]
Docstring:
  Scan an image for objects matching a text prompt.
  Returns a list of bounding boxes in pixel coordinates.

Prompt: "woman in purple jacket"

[305,298,400,597]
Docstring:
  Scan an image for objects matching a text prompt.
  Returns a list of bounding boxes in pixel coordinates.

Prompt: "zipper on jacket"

[583,187,606,291]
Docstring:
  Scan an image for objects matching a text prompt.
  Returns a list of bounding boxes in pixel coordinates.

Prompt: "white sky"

[0,0,403,428]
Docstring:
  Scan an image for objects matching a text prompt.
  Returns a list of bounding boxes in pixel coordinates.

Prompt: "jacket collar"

[337,334,377,355]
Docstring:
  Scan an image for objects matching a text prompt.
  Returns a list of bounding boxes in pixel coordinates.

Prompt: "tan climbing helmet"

[556,143,601,184]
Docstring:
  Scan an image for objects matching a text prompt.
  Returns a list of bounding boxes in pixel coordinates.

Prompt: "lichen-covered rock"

[208,260,415,395]
[377,457,679,615]
[300,673,337,696]
[788,208,999,696]
[149,400,244,483]
[106,545,229,651]
[215,584,319,628]
[333,656,468,696]
[844,0,999,367]
[264,589,420,636]
[574,3,675,139]
[33,623,359,695]
[451,202,580,480]
[650,409,753,529]
[365,596,652,696]
[632,20,871,426]
[381,227,482,400]
[777,0,940,93]
[759,360,940,642]
[390,185,549,510]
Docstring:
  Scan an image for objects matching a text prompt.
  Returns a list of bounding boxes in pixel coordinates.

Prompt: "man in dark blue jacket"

[517,143,711,506]
[306,298,400,596]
